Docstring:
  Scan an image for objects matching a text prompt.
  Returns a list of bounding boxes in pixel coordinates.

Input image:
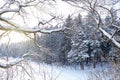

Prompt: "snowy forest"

[0,0,120,80]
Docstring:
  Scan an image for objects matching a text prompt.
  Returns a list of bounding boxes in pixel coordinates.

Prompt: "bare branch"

[66,1,90,11]
[99,6,114,25]
[0,31,8,39]
[0,2,8,9]
[38,16,56,26]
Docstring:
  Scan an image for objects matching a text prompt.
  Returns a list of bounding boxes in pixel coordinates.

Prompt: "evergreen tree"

[74,13,82,26]
[85,11,97,26]
[64,15,74,28]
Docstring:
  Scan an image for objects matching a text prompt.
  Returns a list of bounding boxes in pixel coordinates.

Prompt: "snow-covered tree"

[67,39,112,68]
[86,11,97,26]
[63,0,120,50]
[74,13,82,26]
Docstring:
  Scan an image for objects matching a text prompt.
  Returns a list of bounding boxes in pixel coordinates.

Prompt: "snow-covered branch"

[99,27,120,48]
[0,8,19,15]
[0,0,63,34]
[0,25,65,34]
[0,58,23,69]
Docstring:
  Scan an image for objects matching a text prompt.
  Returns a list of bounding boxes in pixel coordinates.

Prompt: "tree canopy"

[63,0,120,49]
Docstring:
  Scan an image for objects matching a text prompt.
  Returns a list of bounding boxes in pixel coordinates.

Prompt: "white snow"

[0,57,118,80]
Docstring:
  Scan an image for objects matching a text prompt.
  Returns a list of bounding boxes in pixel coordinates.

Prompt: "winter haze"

[0,0,120,80]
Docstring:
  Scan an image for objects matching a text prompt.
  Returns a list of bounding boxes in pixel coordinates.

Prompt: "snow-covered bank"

[0,57,119,80]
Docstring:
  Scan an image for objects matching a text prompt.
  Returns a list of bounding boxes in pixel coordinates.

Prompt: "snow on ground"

[0,57,119,80]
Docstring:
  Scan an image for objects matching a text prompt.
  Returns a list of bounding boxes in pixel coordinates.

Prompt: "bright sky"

[0,31,29,43]
[55,0,88,17]
[56,0,76,16]
[0,0,86,43]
